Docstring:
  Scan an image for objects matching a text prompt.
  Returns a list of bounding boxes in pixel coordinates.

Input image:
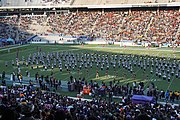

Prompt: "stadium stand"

[0,15,35,43]
[0,8,179,44]
[46,9,180,42]
[0,74,179,119]
[146,9,180,43]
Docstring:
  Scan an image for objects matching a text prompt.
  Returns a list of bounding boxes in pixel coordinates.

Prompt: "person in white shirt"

[10,73,13,81]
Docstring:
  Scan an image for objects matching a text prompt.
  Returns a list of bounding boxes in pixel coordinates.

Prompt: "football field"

[0,44,180,92]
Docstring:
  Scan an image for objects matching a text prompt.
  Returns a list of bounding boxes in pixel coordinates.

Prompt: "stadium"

[0,0,180,119]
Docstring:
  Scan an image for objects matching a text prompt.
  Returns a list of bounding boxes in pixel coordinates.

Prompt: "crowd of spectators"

[0,9,179,44]
[67,75,179,103]
[0,15,48,45]
[147,9,179,43]
[0,81,179,120]
[0,15,33,44]
[47,9,180,42]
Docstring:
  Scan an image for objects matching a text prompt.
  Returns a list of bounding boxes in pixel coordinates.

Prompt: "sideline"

[0,44,30,52]
[1,74,179,105]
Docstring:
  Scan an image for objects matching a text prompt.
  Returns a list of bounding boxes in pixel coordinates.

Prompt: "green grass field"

[0,44,180,92]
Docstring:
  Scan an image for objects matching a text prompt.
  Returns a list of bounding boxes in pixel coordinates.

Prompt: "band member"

[168,74,171,83]
[150,67,153,74]
[78,69,80,76]
[133,73,136,80]
[12,60,14,66]
[106,69,108,78]
[86,69,89,76]
[96,70,99,78]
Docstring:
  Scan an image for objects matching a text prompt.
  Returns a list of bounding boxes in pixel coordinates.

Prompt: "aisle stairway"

[175,24,180,40]
[144,16,154,38]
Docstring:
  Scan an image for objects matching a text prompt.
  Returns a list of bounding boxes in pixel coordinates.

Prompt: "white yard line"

[144,73,156,88]
[166,76,175,91]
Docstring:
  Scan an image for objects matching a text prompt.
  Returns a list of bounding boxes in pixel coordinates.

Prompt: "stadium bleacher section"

[0,83,179,120]
[0,8,179,44]
[0,15,33,44]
